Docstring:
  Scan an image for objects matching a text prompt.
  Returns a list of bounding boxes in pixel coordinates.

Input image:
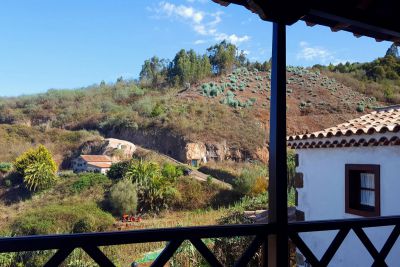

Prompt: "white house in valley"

[72,155,112,174]
[287,106,400,267]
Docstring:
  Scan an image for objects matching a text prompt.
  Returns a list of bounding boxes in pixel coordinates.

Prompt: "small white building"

[72,155,112,174]
[287,106,400,266]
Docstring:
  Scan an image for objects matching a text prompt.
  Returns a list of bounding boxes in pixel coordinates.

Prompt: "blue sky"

[0,0,392,97]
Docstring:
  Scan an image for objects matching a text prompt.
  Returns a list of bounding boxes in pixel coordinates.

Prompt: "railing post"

[267,22,288,267]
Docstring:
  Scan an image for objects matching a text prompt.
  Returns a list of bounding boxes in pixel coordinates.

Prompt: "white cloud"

[154,2,250,46]
[159,2,204,24]
[296,41,333,62]
[194,39,206,45]
[215,33,250,45]
[296,41,349,65]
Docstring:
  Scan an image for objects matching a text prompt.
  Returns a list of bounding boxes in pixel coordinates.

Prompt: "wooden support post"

[267,22,288,267]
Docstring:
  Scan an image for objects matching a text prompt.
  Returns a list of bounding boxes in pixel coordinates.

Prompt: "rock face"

[78,138,136,162]
[185,143,207,165]
[205,142,228,161]
[107,128,188,162]
[106,127,265,164]
[103,138,136,161]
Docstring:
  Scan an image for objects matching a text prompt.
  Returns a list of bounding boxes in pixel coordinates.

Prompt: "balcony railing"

[0,216,399,266]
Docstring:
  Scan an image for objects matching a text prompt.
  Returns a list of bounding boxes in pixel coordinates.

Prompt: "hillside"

[0,124,101,166]
[0,63,393,266]
[184,66,381,136]
[0,66,388,163]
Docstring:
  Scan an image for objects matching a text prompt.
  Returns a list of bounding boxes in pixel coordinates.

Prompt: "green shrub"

[233,165,268,196]
[173,178,227,210]
[384,86,395,102]
[0,250,16,267]
[13,145,57,176]
[151,103,165,117]
[72,217,97,233]
[356,103,365,112]
[71,173,110,193]
[4,179,12,187]
[109,179,138,216]
[0,162,12,174]
[234,192,268,211]
[107,161,130,180]
[100,113,139,132]
[213,212,262,266]
[161,163,183,181]
[11,203,114,235]
[132,96,156,116]
[2,171,23,186]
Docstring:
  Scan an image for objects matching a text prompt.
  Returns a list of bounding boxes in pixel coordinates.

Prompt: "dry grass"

[0,124,101,165]
[108,208,229,266]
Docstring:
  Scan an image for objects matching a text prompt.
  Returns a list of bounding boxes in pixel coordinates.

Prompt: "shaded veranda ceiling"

[212,0,400,44]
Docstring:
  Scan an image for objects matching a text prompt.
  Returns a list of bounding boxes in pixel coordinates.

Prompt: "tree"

[237,50,248,67]
[124,160,178,211]
[139,56,168,88]
[107,161,130,180]
[14,145,57,177]
[207,41,238,74]
[109,179,138,216]
[168,49,211,85]
[371,65,386,80]
[124,159,160,188]
[385,43,399,58]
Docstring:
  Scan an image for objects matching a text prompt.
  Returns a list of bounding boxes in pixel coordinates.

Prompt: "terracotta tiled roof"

[288,106,400,149]
[80,155,111,162]
[87,162,112,168]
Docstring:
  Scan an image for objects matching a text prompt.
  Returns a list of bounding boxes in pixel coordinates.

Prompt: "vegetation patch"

[70,173,111,194]
[11,202,114,236]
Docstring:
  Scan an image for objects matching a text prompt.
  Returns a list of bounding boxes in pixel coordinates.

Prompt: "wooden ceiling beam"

[356,0,375,10]
[330,23,351,32]
[211,0,231,7]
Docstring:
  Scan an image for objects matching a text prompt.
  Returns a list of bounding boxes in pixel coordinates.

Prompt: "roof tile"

[288,106,400,149]
[80,155,111,162]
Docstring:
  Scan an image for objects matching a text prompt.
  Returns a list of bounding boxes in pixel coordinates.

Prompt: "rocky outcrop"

[185,143,207,163]
[77,138,136,162]
[105,127,264,164]
[255,146,269,163]
[104,138,136,160]
[107,128,188,162]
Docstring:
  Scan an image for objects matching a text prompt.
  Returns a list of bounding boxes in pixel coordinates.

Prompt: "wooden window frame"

[345,164,380,217]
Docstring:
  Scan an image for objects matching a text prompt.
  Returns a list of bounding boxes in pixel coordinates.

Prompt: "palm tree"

[124,159,160,188]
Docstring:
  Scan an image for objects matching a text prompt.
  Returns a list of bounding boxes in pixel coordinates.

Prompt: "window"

[345,164,380,217]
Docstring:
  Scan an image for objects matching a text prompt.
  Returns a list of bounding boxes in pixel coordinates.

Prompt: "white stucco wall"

[86,165,109,174]
[296,145,400,266]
